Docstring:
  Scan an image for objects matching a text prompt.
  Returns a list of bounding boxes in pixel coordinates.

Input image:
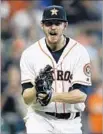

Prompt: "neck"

[46,35,66,51]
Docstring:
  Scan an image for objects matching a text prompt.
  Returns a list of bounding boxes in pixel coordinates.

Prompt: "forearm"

[51,89,87,104]
[22,87,37,105]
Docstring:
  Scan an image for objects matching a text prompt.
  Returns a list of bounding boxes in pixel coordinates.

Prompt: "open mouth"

[49,31,57,36]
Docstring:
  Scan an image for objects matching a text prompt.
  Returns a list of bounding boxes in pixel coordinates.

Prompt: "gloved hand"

[35,65,53,106]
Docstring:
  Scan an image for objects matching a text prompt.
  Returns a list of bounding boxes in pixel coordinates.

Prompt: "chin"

[48,36,59,44]
[49,39,58,44]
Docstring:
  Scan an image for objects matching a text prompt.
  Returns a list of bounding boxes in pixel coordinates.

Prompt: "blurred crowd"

[1,0,102,134]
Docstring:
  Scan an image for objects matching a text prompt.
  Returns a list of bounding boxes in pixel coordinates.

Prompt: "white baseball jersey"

[20,37,91,113]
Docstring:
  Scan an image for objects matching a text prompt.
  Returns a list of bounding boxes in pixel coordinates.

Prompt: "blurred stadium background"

[1,0,102,134]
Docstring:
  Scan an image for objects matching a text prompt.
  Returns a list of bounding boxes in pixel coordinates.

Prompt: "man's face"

[41,20,67,44]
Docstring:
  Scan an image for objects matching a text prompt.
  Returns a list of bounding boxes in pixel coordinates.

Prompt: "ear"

[41,21,44,29]
[63,22,68,30]
[64,22,68,28]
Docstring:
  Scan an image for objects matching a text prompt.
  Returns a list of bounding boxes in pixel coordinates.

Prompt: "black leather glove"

[35,65,53,106]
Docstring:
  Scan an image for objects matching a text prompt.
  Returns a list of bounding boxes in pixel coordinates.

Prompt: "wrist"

[51,92,56,102]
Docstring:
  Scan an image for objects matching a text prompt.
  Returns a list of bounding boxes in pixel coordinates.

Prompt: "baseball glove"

[35,65,53,106]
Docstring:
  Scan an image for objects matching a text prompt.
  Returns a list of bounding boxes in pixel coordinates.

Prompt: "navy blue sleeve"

[69,84,91,95]
[21,82,34,94]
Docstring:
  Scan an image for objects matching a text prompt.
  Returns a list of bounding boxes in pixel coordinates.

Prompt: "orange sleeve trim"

[72,81,91,85]
[21,79,32,84]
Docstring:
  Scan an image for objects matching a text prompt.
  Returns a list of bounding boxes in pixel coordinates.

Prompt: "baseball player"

[20,5,92,134]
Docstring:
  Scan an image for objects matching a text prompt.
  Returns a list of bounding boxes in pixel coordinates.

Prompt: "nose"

[51,24,56,29]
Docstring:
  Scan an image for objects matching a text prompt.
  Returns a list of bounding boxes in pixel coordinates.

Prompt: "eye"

[43,21,62,26]
[44,21,53,26]
[54,21,62,26]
